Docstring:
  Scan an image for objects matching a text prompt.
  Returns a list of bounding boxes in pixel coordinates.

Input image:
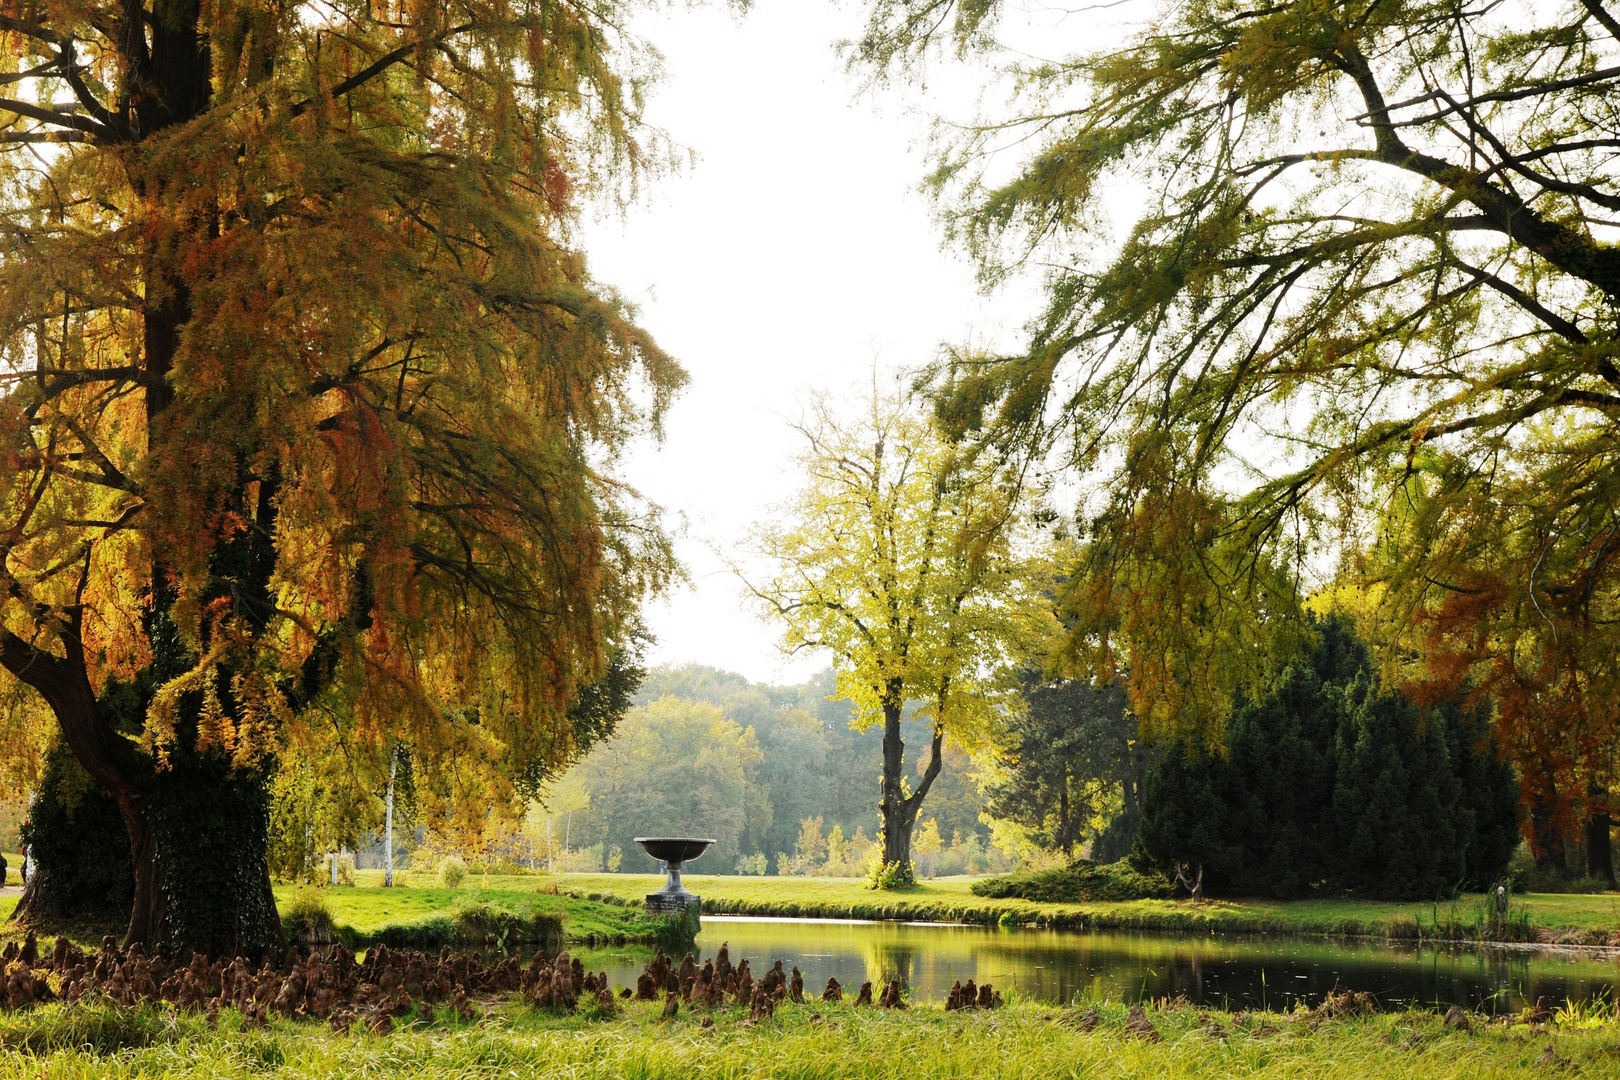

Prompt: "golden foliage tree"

[0,0,680,952]
[745,384,1047,884]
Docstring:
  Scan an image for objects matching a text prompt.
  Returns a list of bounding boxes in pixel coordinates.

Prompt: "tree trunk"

[1059,784,1073,859]
[876,688,945,883]
[1175,861,1204,902]
[2,629,282,955]
[1586,784,1615,886]
[384,751,396,887]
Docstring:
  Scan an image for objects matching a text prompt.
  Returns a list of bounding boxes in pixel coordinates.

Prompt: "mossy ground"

[0,995,1612,1078]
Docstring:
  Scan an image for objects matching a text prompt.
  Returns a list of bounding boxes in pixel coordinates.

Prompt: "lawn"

[11,869,1620,952]
[271,878,675,950]
[0,994,1609,1079]
[556,872,1620,941]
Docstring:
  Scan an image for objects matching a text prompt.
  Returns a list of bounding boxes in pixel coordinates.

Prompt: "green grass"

[272,878,682,951]
[556,872,1620,942]
[0,995,1610,1078]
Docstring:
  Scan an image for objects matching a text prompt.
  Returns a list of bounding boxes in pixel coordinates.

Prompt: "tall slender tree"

[0,0,680,952]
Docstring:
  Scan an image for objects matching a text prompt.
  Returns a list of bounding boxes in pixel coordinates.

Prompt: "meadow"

[0,993,1610,1079]
[2,870,1615,949]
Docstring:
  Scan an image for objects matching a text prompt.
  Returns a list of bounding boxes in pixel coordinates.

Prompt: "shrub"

[864,859,915,891]
[971,859,1173,903]
[439,855,467,889]
[281,886,338,947]
[369,915,458,950]
[452,900,563,954]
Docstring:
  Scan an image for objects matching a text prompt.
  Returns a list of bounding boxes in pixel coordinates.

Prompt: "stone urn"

[635,837,713,916]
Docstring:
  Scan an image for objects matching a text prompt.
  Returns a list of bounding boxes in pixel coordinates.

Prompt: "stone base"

[645,893,699,917]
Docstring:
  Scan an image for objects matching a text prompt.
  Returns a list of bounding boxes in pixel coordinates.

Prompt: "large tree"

[854,1,1620,850]
[745,384,1043,884]
[0,0,680,952]
[982,673,1143,860]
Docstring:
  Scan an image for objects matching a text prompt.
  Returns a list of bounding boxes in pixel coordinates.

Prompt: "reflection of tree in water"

[677,923,1614,1012]
[862,938,917,990]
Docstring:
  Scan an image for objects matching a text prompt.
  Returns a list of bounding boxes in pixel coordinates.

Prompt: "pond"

[577,916,1620,1013]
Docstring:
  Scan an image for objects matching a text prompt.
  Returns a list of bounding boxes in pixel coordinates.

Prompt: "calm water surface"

[578,916,1620,1013]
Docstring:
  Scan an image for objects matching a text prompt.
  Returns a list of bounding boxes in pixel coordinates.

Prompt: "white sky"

[584,1,1139,685]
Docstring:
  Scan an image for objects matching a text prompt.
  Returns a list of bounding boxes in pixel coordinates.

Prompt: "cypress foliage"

[1137,618,1518,899]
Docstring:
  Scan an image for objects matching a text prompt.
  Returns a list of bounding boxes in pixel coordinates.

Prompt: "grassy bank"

[0,994,1611,1078]
[558,872,1620,943]
[272,882,688,952]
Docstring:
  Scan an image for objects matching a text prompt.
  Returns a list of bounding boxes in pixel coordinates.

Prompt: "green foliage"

[438,857,467,890]
[1137,618,1519,900]
[567,695,762,873]
[971,859,1172,903]
[746,386,1048,870]
[21,746,132,925]
[855,0,1620,854]
[863,860,915,891]
[563,665,999,876]
[982,675,1145,859]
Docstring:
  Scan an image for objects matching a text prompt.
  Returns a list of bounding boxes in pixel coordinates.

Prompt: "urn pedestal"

[634,837,713,916]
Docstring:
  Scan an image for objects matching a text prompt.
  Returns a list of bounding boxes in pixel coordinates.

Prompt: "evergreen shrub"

[971,859,1172,902]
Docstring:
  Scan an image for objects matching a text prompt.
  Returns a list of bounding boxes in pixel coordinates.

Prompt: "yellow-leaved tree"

[744,383,1048,886]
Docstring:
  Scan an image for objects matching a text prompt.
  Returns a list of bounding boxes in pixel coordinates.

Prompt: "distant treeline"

[552,666,998,876]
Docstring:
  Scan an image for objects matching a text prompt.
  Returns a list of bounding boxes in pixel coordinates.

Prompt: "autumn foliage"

[0,0,680,949]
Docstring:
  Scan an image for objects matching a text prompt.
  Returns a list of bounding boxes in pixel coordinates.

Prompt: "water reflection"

[575,917,1620,1013]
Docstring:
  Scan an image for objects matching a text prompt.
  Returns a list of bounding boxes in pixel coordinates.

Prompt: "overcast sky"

[583,1,1138,686]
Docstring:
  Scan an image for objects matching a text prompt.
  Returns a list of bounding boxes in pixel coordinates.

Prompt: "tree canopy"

[745,384,1046,881]
[0,0,680,950]
[853,0,1620,852]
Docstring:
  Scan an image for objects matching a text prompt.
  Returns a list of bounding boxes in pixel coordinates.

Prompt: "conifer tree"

[1137,618,1516,899]
[982,674,1143,859]
[0,0,680,952]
